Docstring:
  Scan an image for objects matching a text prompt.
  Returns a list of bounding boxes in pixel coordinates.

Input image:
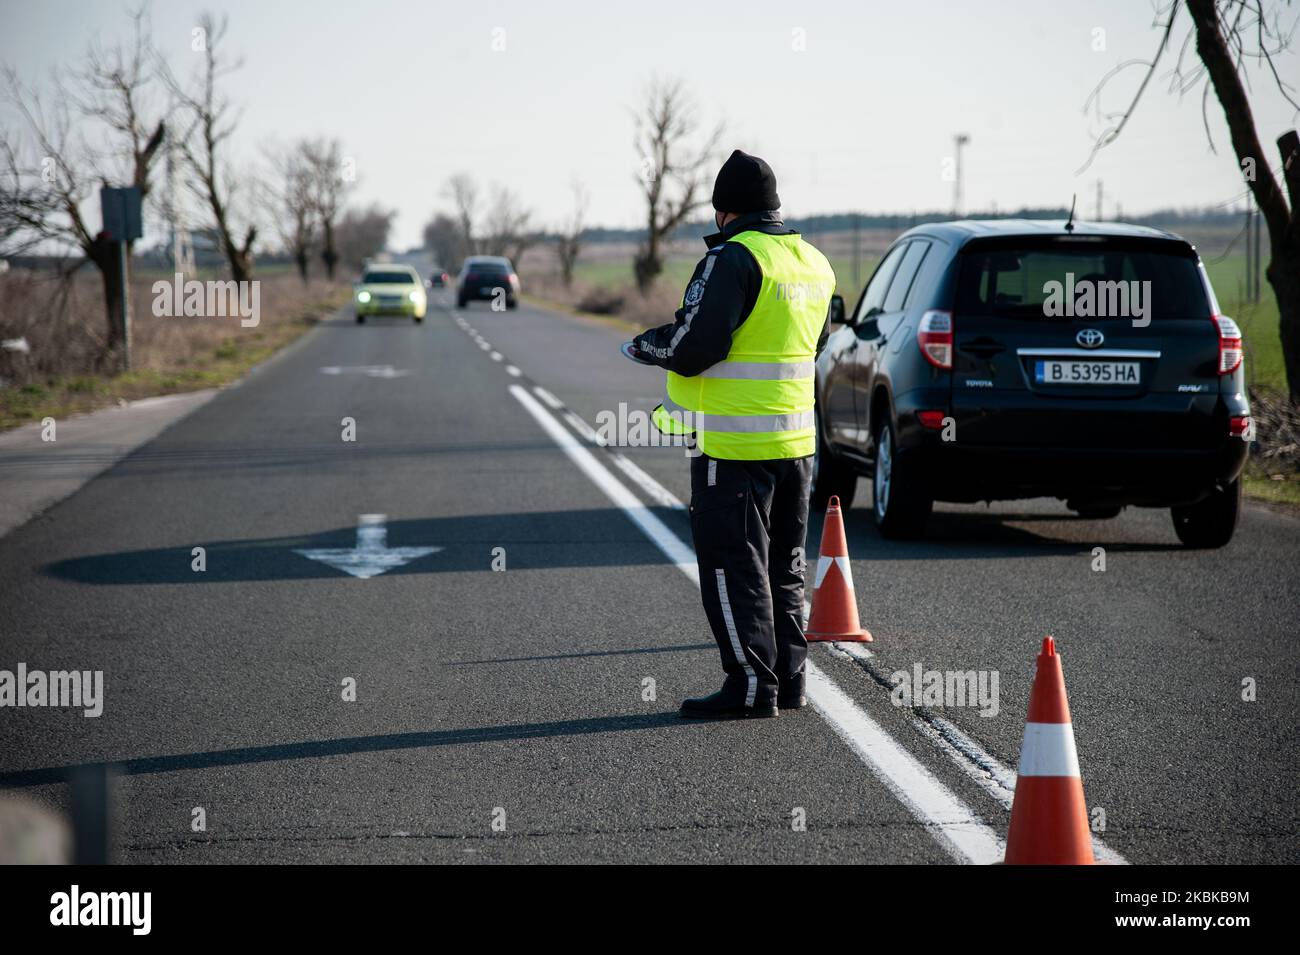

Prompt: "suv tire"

[1171,478,1240,548]
[872,416,932,539]
[812,424,857,511]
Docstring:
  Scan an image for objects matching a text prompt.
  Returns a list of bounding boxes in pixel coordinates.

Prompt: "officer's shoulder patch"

[684,278,707,307]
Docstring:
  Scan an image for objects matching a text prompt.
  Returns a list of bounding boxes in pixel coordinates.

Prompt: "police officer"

[631,149,835,720]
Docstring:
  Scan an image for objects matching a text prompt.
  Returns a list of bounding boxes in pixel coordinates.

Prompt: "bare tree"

[264,139,315,282]
[161,11,256,283]
[482,184,535,263]
[444,172,480,258]
[422,212,463,272]
[2,4,165,367]
[0,138,66,258]
[631,77,722,292]
[1083,0,1300,402]
[555,179,588,287]
[335,203,393,273]
[302,137,349,280]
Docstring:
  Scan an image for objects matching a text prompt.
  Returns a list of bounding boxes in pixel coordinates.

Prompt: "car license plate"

[1034,360,1139,385]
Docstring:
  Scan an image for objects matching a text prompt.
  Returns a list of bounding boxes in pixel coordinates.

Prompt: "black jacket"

[632,211,832,377]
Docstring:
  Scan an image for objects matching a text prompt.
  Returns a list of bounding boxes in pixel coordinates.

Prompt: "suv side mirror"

[829,294,848,326]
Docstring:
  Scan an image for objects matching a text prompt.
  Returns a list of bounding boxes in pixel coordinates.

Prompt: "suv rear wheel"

[812,424,857,511]
[873,418,932,539]
[1171,478,1240,548]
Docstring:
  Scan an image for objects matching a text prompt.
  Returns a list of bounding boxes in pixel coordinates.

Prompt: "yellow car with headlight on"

[354,265,427,323]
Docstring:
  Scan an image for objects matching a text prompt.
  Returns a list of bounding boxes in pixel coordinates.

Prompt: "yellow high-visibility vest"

[652,230,834,460]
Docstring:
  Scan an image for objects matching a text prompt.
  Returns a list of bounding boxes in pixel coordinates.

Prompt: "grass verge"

[1,284,347,431]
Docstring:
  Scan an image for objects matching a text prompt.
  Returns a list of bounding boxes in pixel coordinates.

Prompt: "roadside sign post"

[100,186,143,371]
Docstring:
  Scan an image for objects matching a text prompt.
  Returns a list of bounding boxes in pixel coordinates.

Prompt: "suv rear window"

[363,271,414,284]
[467,262,510,274]
[956,238,1209,321]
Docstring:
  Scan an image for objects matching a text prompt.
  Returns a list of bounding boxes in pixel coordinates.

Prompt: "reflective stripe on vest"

[651,230,834,460]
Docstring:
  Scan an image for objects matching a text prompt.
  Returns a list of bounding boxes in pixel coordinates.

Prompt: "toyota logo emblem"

[1076,328,1105,349]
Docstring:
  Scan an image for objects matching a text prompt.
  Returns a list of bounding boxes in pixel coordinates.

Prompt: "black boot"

[679,687,778,720]
[778,678,807,710]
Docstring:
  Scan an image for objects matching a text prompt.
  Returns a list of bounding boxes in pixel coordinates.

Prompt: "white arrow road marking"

[319,365,410,378]
[293,513,442,579]
[510,384,1006,863]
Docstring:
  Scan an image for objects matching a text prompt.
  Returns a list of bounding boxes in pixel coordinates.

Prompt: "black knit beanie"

[711,149,780,214]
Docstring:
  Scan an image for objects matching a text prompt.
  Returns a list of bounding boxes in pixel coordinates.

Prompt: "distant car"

[456,256,518,309]
[354,265,426,323]
[427,269,450,288]
[813,220,1250,547]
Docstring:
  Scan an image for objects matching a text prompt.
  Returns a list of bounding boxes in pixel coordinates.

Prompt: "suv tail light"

[1214,314,1242,374]
[917,410,947,430]
[917,310,953,369]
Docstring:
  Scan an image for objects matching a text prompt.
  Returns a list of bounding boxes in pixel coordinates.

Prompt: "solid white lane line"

[509,383,1003,863]
[511,385,697,585]
[823,643,1129,865]
[804,663,1004,864]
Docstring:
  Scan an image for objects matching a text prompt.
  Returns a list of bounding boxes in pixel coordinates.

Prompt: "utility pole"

[1245,203,1254,304]
[166,131,195,276]
[1095,179,1104,220]
[852,212,861,290]
[952,133,970,217]
[1253,199,1262,304]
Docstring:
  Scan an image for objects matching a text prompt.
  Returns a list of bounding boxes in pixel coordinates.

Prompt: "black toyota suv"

[813,220,1251,547]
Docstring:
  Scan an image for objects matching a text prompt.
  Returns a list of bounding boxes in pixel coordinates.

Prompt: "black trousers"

[688,452,814,708]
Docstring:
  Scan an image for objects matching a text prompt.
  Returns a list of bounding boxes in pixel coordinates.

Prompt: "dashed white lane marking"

[532,386,563,410]
[506,365,521,377]
[611,453,687,511]
[478,340,491,351]
[510,383,1003,864]
[490,351,503,362]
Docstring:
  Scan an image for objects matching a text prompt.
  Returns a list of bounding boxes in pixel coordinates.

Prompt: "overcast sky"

[3,0,1298,249]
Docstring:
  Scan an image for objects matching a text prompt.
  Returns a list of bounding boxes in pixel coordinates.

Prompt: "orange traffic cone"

[805,495,872,642]
[1004,636,1094,864]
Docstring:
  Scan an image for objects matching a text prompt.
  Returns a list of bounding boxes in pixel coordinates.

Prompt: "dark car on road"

[813,220,1250,547]
[456,255,519,309]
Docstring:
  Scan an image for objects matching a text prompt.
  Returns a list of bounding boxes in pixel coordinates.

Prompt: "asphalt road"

[1,290,1296,863]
